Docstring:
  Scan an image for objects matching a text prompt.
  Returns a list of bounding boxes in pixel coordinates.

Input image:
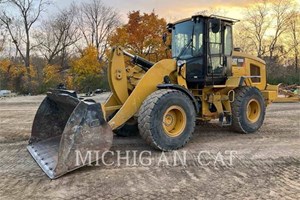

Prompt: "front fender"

[108,59,177,130]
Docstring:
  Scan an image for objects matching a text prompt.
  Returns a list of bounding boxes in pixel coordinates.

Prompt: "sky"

[49,0,277,22]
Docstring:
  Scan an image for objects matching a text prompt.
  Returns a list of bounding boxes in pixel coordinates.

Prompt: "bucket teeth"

[28,89,113,179]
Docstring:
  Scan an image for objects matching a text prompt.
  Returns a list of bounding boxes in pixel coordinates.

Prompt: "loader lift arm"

[105,47,178,130]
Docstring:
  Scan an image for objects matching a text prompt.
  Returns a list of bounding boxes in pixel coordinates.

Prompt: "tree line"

[0,0,299,94]
[234,0,299,84]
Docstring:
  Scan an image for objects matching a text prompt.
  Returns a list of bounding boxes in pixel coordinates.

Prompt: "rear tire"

[231,86,266,133]
[138,89,196,151]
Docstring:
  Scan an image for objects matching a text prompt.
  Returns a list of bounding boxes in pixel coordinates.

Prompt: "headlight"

[177,60,186,67]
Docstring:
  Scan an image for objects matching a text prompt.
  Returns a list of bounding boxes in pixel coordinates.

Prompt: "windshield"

[172,20,204,59]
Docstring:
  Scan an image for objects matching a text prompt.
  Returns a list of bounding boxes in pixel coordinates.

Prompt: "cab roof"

[170,14,240,25]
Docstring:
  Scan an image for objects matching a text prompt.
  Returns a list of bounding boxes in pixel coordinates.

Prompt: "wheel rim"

[162,105,187,137]
[246,99,261,123]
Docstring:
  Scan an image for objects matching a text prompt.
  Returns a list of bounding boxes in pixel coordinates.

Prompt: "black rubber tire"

[138,89,196,151]
[113,118,139,137]
[231,86,266,133]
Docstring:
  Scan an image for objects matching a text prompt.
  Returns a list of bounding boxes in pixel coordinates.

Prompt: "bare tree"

[288,11,300,72]
[0,24,7,52]
[76,0,120,60]
[242,0,270,58]
[36,6,80,66]
[268,0,296,59]
[234,23,257,54]
[0,0,49,69]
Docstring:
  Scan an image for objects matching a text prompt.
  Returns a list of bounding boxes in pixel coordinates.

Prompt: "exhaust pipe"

[27,89,113,179]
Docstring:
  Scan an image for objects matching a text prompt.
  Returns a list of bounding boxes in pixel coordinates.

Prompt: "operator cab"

[167,15,239,88]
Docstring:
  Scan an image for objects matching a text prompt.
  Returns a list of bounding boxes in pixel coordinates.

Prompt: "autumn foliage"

[0,45,108,94]
[42,65,62,89]
[69,45,107,92]
[0,59,39,94]
[109,11,170,62]
[1,11,170,94]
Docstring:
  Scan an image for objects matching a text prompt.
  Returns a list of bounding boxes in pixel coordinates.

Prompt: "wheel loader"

[27,15,278,179]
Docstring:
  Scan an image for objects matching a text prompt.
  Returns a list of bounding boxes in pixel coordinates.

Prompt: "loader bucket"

[27,89,113,179]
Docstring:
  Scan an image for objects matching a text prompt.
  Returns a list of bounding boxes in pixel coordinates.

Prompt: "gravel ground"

[0,94,299,200]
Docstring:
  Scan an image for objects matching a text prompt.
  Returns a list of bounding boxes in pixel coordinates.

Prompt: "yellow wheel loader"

[27,15,278,179]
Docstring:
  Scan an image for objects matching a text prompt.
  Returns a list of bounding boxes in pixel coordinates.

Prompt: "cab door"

[185,20,205,84]
[206,21,233,84]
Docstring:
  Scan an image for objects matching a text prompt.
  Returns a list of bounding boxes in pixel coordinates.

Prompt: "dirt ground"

[0,94,299,200]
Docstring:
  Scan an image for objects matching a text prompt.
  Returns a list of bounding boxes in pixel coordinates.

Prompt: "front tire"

[138,89,196,151]
[231,86,266,133]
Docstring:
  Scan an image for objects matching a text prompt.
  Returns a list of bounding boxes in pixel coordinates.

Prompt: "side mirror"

[210,18,221,33]
[162,33,168,44]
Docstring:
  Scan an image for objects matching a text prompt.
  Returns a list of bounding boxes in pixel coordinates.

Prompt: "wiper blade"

[177,39,193,60]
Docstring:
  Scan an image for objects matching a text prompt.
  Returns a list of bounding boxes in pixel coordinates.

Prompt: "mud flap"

[27,89,113,179]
